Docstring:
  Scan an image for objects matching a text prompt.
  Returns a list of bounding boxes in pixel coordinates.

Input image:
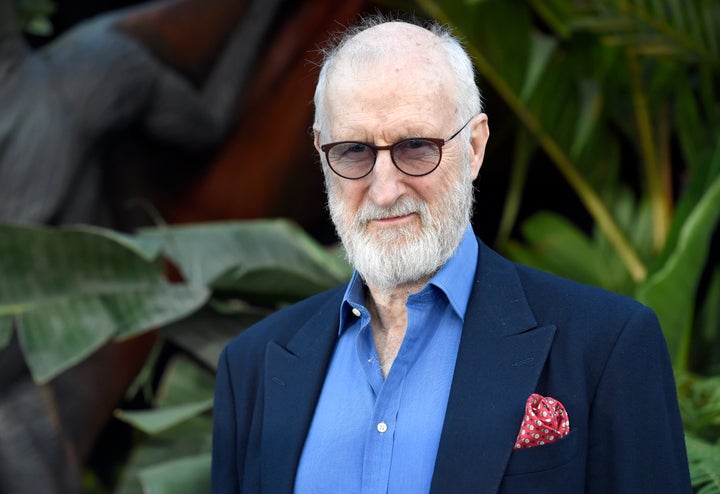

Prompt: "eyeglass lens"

[327,139,440,178]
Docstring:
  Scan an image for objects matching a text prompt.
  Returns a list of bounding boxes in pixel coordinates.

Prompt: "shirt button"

[377,422,388,433]
[351,308,361,317]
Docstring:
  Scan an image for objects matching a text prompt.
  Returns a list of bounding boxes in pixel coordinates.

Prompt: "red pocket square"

[514,394,570,450]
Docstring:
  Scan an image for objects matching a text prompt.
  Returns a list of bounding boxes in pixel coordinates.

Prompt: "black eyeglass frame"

[320,117,474,180]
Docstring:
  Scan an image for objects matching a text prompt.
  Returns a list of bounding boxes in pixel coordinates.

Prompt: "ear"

[468,113,490,180]
[313,126,322,155]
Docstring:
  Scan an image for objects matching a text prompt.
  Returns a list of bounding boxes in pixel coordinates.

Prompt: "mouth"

[369,212,417,226]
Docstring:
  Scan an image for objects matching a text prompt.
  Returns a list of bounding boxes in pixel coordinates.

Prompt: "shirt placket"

[356,316,407,494]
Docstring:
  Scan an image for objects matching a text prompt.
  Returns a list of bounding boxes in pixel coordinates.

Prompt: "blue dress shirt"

[294,227,478,494]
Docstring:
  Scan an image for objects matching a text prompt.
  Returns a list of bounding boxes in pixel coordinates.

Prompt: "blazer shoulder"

[512,260,652,323]
[476,239,651,325]
[507,259,670,387]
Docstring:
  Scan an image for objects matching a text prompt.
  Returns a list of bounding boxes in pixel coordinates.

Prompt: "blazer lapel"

[431,242,556,494]
[260,290,343,493]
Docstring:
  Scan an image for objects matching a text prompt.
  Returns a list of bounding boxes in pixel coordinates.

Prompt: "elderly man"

[211,18,691,493]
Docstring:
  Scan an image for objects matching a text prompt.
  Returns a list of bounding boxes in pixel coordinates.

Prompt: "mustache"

[354,197,429,225]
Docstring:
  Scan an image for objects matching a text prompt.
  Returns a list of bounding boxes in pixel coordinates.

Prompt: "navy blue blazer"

[212,240,691,493]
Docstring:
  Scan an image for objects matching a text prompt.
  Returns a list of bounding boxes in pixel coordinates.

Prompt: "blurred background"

[1,0,718,492]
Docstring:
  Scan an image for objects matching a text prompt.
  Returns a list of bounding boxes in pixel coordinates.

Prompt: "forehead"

[322,24,458,135]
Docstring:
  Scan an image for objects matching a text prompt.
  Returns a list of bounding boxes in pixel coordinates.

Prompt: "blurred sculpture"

[0,0,278,226]
[0,0,284,491]
[0,0,371,490]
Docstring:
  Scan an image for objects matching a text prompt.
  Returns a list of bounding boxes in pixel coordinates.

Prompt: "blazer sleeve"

[585,306,691,493]
[211,347,240,494]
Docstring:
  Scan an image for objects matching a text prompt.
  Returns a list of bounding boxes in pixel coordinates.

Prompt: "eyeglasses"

[320,118,473,180]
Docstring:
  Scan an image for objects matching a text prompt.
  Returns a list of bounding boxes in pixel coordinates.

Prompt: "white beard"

[327,166,475,293]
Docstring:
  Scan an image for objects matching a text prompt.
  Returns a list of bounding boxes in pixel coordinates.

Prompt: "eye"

[402,139,434,150]
[343,143,371,156]
[332,142,372,161]
[327,142,374,164]
[395,139,438,160]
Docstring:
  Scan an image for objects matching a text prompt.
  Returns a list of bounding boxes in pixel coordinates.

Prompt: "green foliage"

[13,0,56,36]
[0,225,209,382]
[0,219,350,385]
[686,435,720,494]
[114,357,216,494]
[0,315,12,347]
[0,219,351,492]
[136,455,212,494]
[137,220,350,303]
[678,373,720,441]
[3,0,717,489]
[636,176,720,368]
[416,0,720,490]
[416,0,720,369]
[116,399,214,436]
[117,355,215,436]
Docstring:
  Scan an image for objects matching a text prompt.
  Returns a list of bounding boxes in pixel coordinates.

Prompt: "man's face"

[315,51,488,292]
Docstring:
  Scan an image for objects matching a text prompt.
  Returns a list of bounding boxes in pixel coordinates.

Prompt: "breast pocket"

[504,428,581,476]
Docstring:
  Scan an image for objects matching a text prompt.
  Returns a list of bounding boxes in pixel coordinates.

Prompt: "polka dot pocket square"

[514,393,570,450]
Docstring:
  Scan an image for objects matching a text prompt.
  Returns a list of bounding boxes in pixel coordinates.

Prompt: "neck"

[365,278,428,378]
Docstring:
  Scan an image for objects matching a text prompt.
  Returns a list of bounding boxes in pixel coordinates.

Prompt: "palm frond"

[569,0,720,66]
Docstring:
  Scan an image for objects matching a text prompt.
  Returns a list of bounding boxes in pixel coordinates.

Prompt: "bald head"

[313,18,481,136]
[330,21,447,70]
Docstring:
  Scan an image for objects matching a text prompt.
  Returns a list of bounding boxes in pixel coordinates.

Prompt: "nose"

[366,149,406,207]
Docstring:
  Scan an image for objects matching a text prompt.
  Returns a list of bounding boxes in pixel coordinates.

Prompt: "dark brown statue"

[0,0,283,226]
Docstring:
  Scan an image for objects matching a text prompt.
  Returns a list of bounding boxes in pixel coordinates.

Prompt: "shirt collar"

[428,225,478,319]
[339,225,478,334]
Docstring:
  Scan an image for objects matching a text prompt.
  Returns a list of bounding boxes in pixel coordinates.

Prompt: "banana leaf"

[116,356,215,434]
[696,267,720,368]
[116,399,214,436]
[0,224,209,383]
[115,357,215,494]
[160,305,268,370]
[636,175,720,369]
[0,315,12,349]
[113,417,213,494]
[505,211,611,288]
[137,219,351,304]
[137,454,211,494]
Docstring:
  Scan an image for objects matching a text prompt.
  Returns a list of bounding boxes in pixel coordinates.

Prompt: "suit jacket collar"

[262,289,343,493]
[430,242,556,494]
[261,240,556,493]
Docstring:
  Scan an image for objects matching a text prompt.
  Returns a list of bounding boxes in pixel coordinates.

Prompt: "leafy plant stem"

[626,46,671,251]
[496,130,533,249]
[676,304,694,373]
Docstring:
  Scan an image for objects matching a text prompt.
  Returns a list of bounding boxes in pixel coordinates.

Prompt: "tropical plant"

[0,219,351,493]
[681,373,720,493]
[409,0,720,491]
[13,0,56,35]
[413,0,720,367]
[3,0,718,491]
